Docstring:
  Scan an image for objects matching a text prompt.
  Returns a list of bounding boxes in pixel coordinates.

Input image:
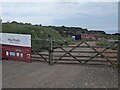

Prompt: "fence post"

[117,37,120,90]
[118,37,120,67]
[49,38,53,65]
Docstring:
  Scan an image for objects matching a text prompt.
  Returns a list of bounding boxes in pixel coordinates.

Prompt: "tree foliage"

[2,22,64,50]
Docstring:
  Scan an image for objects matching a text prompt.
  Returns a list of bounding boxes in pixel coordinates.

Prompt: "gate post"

[118,37,120,68]
[118,37,120,90]
[49,38,53,65]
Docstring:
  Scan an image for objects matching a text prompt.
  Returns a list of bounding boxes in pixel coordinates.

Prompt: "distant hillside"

[3,21,117,50]
[2,21,107,39]
[46,25,106,37]
[2,21,64,50]
[88,30,106,34]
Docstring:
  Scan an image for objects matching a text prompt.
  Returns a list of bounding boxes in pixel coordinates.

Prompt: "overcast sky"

[1,1,119,34]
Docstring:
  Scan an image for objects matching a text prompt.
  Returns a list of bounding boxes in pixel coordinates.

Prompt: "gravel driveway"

[2,60,118,88]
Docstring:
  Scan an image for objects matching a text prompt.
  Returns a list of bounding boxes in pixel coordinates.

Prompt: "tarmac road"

[2,60,118,88]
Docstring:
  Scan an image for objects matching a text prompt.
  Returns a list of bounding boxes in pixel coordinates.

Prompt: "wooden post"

[118,37,120,68]
[118,37,120,89]
[118,2,120,89]
[49,38,53,65]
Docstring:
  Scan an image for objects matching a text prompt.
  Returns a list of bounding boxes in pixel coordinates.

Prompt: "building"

[0,33,32,62]
[72,34,81,40]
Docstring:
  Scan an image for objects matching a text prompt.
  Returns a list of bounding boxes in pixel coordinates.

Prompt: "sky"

[0,0,119,34]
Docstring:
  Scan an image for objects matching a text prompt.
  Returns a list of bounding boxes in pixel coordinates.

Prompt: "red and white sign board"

[0,33,32,62]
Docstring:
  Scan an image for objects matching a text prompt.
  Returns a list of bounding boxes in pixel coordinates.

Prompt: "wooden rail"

[31,38,118,67]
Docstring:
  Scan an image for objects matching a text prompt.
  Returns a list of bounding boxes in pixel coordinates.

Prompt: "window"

[6,51,9,56]
[27,54,30,58]
[16,53,20,57]
[20,53,23,57]
[10,52,15,56]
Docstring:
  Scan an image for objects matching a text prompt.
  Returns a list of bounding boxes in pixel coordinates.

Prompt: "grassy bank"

[2,22,65,50]
[96,41,117,50]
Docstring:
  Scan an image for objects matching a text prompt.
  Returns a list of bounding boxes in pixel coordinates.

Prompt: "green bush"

[96,41,117,50]
[96,41,111,46]
[2,22,64,50]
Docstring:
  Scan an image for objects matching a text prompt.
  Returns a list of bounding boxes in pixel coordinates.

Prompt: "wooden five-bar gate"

[32,38,120,67]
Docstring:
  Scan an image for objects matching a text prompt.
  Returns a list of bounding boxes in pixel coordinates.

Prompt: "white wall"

[0,33,31,47]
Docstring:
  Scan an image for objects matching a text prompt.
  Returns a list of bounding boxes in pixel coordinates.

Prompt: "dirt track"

[2,60,118,88]
[2,41,118,88]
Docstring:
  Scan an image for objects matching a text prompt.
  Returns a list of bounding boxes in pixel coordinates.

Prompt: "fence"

[31,38,119,67]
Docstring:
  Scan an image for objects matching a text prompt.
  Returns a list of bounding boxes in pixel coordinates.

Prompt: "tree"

[61,25,65,28]
[11,21,18,24]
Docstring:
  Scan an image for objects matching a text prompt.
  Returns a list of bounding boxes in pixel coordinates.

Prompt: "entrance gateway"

[0,33,32,62]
